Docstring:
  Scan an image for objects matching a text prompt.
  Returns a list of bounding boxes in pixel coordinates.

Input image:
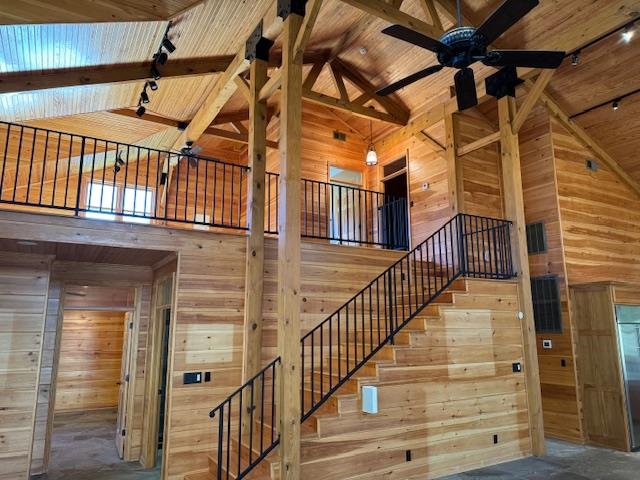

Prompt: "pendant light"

[365,119,378,166]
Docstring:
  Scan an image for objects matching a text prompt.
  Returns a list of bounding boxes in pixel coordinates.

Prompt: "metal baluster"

[25,129,37,204]
[12,125,24,202]
[216,405,223,480]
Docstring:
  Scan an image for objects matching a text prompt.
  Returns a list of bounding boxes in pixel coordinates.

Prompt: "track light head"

[612,99,621,110]
[162,37,176,53]
[148,80,158,91]
[156,51,168,65]
[151,63,161,80]
[136,105,146,117]
[571,51,580,66]
[113,164,121,174]
[140,89,150,104]
[622,24,635,43]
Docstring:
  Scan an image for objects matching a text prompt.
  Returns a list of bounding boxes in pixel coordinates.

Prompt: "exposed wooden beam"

[420,0,443,31]
[512,69,555,134]
[234,75,251,102]
[302,90,405,125]
[242,57,269,434]
[444,112,463,214]
[302,62,325,90]
[329,63,349,101]
[341,0,443,39]
[277,11,304,480]
[497,95,545,457]
[456,130,500,156]
[0,56,235,94]
[374,103,447,152]
[530,83,640,197]
[259,70,283,102]
[416,131,445,155]
[0,0,204,24]
[293,0,324,63]
[230,121,248,135]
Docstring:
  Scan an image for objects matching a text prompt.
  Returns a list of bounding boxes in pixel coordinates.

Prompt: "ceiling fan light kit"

[376,0,565,111]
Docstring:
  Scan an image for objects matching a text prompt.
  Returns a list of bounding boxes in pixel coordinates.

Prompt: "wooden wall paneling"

[0,252,51,480]
[297,279,531,479]
[29,279,63,475]
[54,310,127,411]
[519,106,583,442]
[570,284,631,451]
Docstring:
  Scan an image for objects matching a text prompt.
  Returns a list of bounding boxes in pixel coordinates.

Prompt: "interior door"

[616,305,640,450]
[115,312,133,458]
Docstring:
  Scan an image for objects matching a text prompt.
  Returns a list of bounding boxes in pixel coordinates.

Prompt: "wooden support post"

[277,11,304,480]
[242,58,269,432]
[498,96,545,456]
[444,112,464,214]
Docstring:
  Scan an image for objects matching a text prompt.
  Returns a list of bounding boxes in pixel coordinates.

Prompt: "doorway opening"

[381,157,410,250]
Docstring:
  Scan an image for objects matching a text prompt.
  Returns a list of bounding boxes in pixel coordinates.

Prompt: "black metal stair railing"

[0,120,409,250]
[207,213,514,480]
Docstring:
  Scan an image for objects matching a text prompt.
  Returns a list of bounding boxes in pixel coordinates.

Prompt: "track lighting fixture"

[136,105,146,117]
[148,80,158,91]
[571,51,580,66]
[155,51,168,66]
[612,99,620,110]
[162,37,176,53]
[151,63,161,80]
[140,89,150,104]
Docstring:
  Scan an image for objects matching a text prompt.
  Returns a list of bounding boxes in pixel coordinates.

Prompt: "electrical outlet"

[542,339,553,349]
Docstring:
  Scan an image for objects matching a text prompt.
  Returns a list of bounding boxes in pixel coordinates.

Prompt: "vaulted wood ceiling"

[0,0,638,178]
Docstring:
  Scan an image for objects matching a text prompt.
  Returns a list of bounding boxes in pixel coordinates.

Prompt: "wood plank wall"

[54,310,127,411]
[0,252,50,480]
[519,106,582,442]
[552,120,640,284]
[299,279,530,479]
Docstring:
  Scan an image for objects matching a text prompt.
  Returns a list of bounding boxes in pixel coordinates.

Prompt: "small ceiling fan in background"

[376,0,565,111]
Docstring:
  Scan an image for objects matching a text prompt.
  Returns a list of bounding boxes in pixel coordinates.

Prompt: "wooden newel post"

[277,7,304,480]
[498,95,545,456]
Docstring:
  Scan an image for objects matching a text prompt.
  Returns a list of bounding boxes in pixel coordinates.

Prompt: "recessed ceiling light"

[16,240,38,246]
[359,46,368,55]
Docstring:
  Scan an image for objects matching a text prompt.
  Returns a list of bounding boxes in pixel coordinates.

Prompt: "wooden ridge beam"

[340,0,443,39]
[456,131,500,156]
[420,0,443,31]
[512,69,554,134]
[530,83,640,197]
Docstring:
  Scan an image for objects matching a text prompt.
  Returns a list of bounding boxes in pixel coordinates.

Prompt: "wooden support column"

[277,10,304,480]
[498,96,545,456]
[242,58,269,387]
[444,112,464,214]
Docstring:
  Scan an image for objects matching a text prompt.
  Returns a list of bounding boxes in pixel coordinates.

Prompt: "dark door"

[381,172,409,250]
[158,308,171,448]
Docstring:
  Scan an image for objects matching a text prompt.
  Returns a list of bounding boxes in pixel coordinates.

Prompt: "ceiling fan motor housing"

[437,26,487,69]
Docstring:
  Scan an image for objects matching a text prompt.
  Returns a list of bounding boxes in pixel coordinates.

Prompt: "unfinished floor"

[442,439,640,480]
[34,408,160,480]
[32,409,640,480]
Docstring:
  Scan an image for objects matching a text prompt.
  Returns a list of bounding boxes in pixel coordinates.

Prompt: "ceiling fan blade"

[474,0,539,45]
[376,65,444,96]
[382,24,450,54]
[454,68,478,111]
[483,50,565,69]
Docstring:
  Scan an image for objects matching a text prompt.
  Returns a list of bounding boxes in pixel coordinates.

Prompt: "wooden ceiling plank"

[0,0,205,24]
[531,83,640,197]
[340,0,443,39]
[512,69,555,134]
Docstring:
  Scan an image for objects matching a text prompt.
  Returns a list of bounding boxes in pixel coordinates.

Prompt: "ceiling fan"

[376,0,565,111]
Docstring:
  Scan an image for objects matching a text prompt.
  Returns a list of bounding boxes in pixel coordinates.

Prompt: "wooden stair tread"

[184,471,215,480]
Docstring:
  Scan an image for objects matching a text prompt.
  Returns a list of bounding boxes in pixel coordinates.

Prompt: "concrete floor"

[34,408,160,480]
[441,439,640,480]
[33,409,640,480]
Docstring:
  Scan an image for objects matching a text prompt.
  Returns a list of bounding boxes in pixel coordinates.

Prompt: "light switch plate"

[542,339,552,349]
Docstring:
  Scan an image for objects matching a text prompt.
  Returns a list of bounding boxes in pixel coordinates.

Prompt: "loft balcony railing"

[0,121,408,250]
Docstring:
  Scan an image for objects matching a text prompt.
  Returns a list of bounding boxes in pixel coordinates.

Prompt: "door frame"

[140,272,176,468]
[116,311,135,458]
[381,159,411,250]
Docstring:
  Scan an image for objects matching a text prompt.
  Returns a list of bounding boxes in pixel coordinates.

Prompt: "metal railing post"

[74,137,86,216]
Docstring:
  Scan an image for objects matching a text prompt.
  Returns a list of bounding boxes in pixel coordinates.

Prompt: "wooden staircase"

[186,278,472,480]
